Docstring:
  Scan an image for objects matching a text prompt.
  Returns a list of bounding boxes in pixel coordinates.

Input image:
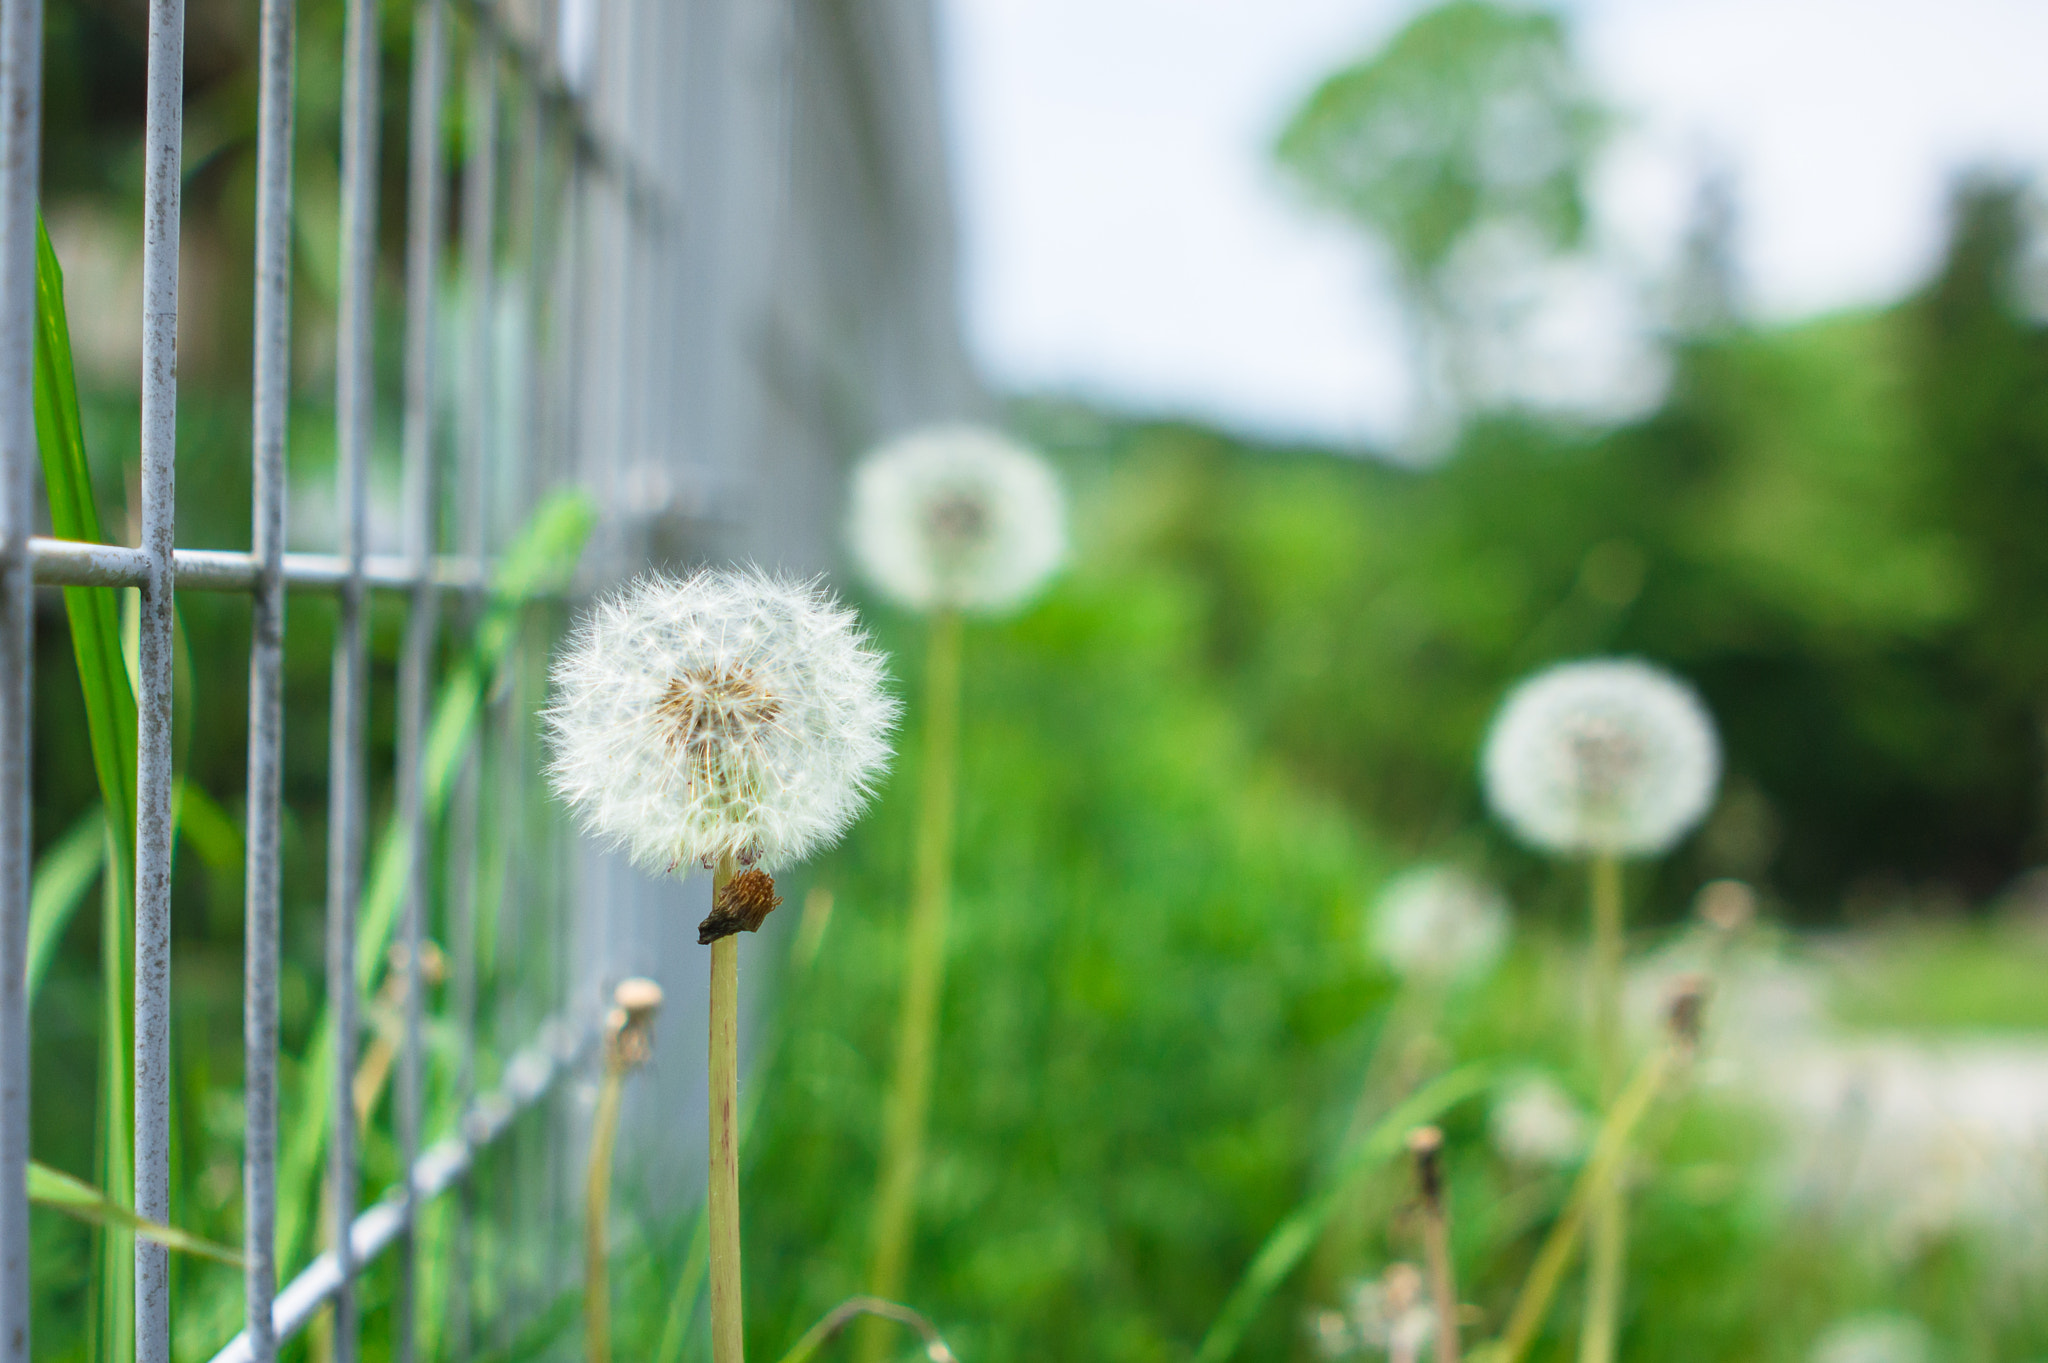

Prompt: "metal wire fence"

[0,0,692,1358]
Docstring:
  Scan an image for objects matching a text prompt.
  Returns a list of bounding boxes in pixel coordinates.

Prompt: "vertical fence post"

[326,0,381,1353]
[134,0,186,1357]
[446,12,498,1357]
[243,0,297,1357]
[397,0,448,1358]
[0,0,38,1353]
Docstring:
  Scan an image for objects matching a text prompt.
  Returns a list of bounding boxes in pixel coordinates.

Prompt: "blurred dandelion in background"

[1308,1263,1438,1362]
[1482,658,1721,859]
[848,423,1067,614]
[1369,864,1511,985]
[1809,1314,1934,1363]
[1489,1074,1589,1168]
[846,423,1067,1347]
[545,567,899,873]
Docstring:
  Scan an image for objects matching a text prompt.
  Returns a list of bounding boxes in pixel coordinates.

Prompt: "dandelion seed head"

[1489,1075,1588,1167]
[1368,864,1510,984]
[545,568,897,874]
[1346,1265,1435,1357]
[848,424,1066,613]
[1810,1315,1932,1363]
[1482,658,1721,857]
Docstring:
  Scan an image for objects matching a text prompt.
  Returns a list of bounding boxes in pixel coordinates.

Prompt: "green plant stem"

[862,608,963,1359]
[586,1058,628,1363]
[1580,1185,1626,1363]
[1420,1195,1459,1363]
[1580,852,1625,1363]
[1482,1047,1671,1363]
[33,214,139,1363]
[1192,1064,1495,1363]
[775,1297,956,1363]
[710,853,746,1363]
[655,917,826,1363]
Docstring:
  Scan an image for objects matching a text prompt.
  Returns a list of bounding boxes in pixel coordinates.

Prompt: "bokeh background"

[26,1,2048,1361]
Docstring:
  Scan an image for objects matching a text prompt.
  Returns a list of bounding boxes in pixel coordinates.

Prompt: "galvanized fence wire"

[0,0,673,1358]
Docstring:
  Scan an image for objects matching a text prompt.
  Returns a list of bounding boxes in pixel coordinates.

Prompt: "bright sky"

[936,0,2048,448]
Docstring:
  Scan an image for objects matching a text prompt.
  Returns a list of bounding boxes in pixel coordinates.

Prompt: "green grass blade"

[1191,1063,1497,1363]
[28,808,105,998]
[34,215,138,875]
[172,778,244,883]
[29,1160,244,1267]
[273,490,594,1273]
[34,212,139,1363]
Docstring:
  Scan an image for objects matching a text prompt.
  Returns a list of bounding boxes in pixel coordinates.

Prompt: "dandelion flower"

[1347,1264,1435,1359]
[1489,1075,1588,1167]
[1810,1315,1932,1363]
[546,568,897,874]
[1368,864,1510,984]
[848,423,1066,613]
[1481,658,1720,858]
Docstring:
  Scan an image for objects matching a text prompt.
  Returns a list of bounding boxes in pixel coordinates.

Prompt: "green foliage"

[738,565,1401,1363]
[33,209,138,1363]
[1275,2,1604,285]
[1005,173,2048,914]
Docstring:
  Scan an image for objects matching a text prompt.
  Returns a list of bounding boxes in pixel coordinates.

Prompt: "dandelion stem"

[776,1296,957,1363]
[1409,1127,1461,1363]
[1483,1047,1672,1363]
[1588,853,1624,1097]
[585,1057,627,1363]
[710,853,746,1363]
[1580,852,1626,1363]
[864,608,963,1361]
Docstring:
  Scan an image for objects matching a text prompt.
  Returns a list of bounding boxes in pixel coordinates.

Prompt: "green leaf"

[33,211,138,1363]
[173,778,244,882]
[274,489,595,1274]
[33,216,137,881]
[27,808,104,999]
[1190,1063,1497,1363]
[29,1160,244,1267]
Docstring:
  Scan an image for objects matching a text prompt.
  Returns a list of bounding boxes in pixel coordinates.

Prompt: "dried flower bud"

[698,868,784,944]
[605,977,664,1071]
[1407,1125,1445,1207]
[1665,972,1710,1048]
[1696,878,1756,934]
[385,939,448,989]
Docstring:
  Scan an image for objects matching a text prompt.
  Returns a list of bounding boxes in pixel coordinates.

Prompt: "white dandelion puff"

[1368,865,1511,984]
[1810,1315,1933,1363]
[1482,658,1721,858]
[848,423,1066,613]
[545,568,898,874]
[1489,1075,1589,1168]
[1347,1265,1435,1360]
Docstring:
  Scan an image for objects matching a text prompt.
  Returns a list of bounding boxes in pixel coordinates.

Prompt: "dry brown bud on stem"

[698,867,784,943]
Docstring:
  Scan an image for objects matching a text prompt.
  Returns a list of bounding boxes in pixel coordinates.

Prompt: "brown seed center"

[1564,716,1646,808]
[923,489,990,554]
[655,664,782,755]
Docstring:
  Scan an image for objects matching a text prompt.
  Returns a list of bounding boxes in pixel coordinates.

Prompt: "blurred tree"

[1275,1,1605,447]
[1013,172,2048,916]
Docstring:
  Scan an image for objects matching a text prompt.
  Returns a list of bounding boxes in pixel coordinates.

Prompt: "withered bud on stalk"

[1666,972,1710,1049]
[605,978,665,1071]
[386,938,448,989]
[1407,1125,1445,1207]
[698,868,784,944]
[1695,879,1756,935]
